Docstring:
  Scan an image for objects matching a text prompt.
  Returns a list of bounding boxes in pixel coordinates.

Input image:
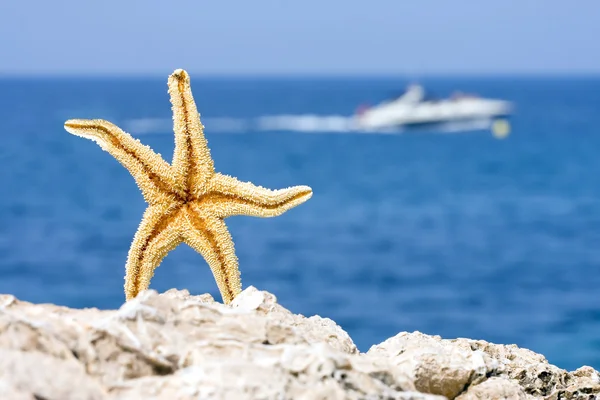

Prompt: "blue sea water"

[0,75,599,371]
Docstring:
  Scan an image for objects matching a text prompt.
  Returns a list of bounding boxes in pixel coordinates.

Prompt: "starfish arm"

[64,119,184,204]
[124,203,184,300]
[168,69,215,194]
[182,207,241,304]
[201,173,313,219]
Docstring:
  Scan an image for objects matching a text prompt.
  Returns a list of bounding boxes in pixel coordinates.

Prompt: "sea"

[0,75,599,372]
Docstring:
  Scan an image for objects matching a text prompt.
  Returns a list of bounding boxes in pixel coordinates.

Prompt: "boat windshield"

[385,84,442,103]
[393,84,425,104]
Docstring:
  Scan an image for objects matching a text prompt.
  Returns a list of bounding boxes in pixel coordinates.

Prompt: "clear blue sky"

[1,0,598,76]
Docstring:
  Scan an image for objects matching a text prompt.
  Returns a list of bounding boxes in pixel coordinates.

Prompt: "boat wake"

[118,83,512,137]
[123,115,495,136]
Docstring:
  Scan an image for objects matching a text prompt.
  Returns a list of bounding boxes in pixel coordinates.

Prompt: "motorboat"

[353,84,513,136]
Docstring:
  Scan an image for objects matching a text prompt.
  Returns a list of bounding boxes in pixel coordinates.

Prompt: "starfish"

[64,69,313,304]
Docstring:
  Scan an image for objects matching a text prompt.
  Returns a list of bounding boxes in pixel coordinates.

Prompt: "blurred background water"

[0,75,599,371]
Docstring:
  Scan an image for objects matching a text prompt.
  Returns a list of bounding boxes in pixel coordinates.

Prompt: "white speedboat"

[353,84,513,135]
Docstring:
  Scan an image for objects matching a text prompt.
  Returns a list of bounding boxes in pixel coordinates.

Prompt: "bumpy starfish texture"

[64,69,313,304]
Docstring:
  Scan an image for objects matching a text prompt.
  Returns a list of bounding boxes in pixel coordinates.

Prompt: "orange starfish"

[64,69,312,304]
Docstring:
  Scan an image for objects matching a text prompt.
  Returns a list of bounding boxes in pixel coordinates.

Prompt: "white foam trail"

[123,115,494,135]
[256,114,358,133]
[124,118,171,135]
[124,117,248,135]
[204,117,248,133]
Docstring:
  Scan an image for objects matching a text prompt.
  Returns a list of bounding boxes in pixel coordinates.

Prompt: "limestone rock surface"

[0,287,597,400]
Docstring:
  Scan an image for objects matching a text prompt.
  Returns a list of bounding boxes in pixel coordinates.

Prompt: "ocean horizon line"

[1,70,600,81]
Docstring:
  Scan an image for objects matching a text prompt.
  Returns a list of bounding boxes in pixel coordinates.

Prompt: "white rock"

[0,287,597,400]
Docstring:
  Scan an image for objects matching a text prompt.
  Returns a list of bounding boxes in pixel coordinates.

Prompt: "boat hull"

[355,98,513,131]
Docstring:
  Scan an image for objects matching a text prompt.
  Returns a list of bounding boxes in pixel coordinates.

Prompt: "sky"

[0,0,599,76]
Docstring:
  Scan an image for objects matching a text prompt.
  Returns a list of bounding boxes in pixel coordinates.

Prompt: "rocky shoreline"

[0,287,598,399]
